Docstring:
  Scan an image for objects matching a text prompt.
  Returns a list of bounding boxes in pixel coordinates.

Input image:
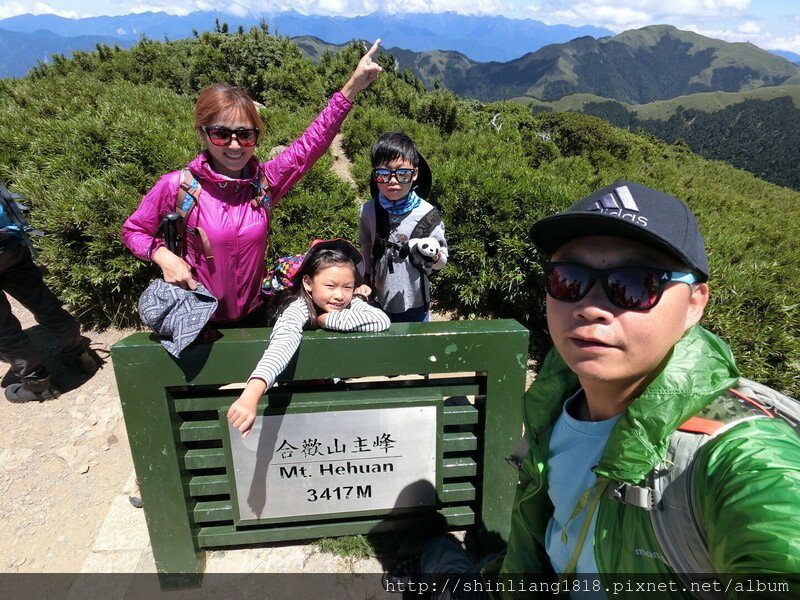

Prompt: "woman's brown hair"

[194,84,264,136]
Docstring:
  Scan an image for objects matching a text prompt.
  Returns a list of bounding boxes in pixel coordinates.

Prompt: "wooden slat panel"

[173,383,480,413]
[189,474,230,497]
[193,500,232,523]
[441,482,476,503]
[179,421,221,443]
[183,448,225,470]
[443,431,478,452]
[442,403,479,426]
[196,506,475,547]
[442,457,477,478]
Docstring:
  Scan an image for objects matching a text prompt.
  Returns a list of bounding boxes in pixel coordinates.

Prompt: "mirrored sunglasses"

[202,126,260,147]
[372,167,416,184]
[544,262,698,311]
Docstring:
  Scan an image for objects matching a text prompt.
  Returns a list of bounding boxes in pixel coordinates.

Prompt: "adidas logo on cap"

[589,185,648,226]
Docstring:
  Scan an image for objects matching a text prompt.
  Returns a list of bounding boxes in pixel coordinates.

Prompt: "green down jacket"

[498,325,800,598]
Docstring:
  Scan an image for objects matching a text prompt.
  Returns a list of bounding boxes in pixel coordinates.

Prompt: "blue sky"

[2,0,799,53]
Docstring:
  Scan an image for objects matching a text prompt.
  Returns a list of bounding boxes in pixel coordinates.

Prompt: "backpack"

[261,253,306,301]
[506,378,799,599]
[0,182,44,256]
[609,378,800,599]
[371,201,442,304]
[158,167,272,258]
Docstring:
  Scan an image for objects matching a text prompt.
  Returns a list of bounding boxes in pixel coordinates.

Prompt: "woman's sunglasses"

[544,262,698,311]
[372,168,416,184]
[202,126,260,147]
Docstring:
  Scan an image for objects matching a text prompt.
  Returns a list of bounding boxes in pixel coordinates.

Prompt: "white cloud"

[769,36,800,54]
[0,1,83,19]
[125,1,216,16]
[89,0,523,18]
[544,5,651,29]
[682,23,800,54]
[522,0,753,31]
[737,20,761,34]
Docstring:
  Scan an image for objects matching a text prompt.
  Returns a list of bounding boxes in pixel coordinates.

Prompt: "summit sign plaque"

[226,405,438,522]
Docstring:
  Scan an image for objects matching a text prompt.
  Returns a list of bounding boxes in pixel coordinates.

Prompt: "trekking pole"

[161,212,183,255]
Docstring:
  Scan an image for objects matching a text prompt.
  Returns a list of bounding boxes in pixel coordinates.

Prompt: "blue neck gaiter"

[378,189,422,216]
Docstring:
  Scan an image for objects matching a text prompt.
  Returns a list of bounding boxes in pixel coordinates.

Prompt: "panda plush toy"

[407,237,441,275]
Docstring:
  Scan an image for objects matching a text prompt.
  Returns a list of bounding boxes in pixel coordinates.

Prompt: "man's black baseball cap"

[530,180,709,281]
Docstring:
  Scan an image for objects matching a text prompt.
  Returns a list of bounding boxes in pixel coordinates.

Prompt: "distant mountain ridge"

[382,25,800,103]
[771,49,800,65]
[0,27,134,78]
[0,10,612,65]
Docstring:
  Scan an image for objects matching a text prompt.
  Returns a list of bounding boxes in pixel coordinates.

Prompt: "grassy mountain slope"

[527,85,800,190]
[0,30,796,395]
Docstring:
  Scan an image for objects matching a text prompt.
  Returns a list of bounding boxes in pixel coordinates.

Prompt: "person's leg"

[387,304,430,323]
[423,534,499,598]
[0,281,42,379]
[0,247,59,401]
[1,244,94,373]
[420,534,476,575]
[385,534,495,599]
[0,242,46,375]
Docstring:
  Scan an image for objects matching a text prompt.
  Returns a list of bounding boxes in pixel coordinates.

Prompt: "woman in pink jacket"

[122,40,382,326]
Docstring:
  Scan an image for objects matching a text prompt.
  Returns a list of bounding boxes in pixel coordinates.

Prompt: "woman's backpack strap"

[174,168,214,259]
[249,170,273,211]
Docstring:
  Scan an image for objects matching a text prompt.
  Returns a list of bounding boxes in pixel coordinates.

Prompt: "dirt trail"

[0,296,135,572]
[329,133,358,189]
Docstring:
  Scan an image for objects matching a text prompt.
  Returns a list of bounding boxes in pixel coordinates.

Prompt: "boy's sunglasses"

[544,262,698,311]
[202,126,260,147]
[373,168,416,184]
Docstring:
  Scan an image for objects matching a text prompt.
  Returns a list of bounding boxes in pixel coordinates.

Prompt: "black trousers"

[0,240,83,377]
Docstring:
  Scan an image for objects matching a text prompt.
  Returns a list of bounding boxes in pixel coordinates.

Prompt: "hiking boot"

[64,350,99,376]
[1,368,21,388]
[382,555,423,592]
[5,374,60,403]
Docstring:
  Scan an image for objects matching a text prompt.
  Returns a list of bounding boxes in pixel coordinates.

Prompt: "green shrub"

[0,75,197,326]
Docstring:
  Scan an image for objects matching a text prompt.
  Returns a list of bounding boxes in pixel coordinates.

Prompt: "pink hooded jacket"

[122,92,352,322]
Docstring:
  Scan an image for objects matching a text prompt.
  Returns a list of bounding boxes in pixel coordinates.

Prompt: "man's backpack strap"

[648,425,725,599]
[611,379,798,599]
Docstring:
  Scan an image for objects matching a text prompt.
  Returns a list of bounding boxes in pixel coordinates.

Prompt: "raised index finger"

[365,38,381,59]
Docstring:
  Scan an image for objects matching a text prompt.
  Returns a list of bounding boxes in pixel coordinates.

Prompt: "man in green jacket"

[497,180,800,597]
[401,180,799,599]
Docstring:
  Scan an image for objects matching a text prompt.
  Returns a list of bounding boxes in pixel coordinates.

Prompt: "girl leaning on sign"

[227,239,390,437]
